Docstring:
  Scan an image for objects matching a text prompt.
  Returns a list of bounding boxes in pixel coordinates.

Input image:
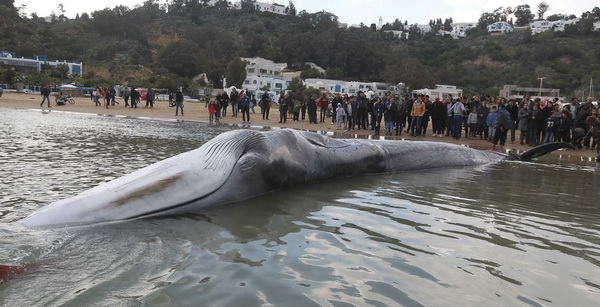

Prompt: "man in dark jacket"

[491,104,513,151]
[583,116,600,163]
[430,97,446,137]
[506,99,519,143]
[230,87,239,117]
[356,91,369,130]
[278,94,290,123]
[175,88,184,116]
[40,85,51,108]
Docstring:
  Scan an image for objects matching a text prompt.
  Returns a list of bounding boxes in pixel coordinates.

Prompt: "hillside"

[1,1,599,97]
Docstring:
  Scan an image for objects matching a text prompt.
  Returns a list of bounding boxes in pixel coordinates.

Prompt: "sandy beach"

[1,92,596,162]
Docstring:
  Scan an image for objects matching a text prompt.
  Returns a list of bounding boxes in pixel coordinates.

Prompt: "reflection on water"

[1,108,600,306]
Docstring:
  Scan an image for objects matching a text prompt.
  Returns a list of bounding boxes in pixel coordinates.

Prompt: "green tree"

[514,5,534,26]
[288,1,296,16]
[287,76,305,93]
[224,58,247,88]
[0,66,22,88]
[158,41,203,78]
[300,68,323,79]
[537,2,550,20]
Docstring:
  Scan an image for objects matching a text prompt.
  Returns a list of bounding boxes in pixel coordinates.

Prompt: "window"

[253,80,257,84]
[248,68,255,73]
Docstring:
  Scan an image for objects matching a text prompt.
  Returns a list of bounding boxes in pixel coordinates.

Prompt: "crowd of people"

[39,84,600,162]
[89,86,159,109]
[209,89,599,162]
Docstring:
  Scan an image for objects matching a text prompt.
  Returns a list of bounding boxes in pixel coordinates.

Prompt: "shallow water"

[1,108,599,306]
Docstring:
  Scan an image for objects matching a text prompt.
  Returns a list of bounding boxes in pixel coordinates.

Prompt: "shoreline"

[1,92,596,163]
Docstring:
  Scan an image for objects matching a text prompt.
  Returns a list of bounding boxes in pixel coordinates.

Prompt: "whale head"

[20,130,267,227]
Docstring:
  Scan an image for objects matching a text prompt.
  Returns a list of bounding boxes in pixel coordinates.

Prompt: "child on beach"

[467,107,478,138]
[335,103,346,130]
[486,106,498,142]
[543,112,555,144]
[214,100,221,123]
[208,100,216,124]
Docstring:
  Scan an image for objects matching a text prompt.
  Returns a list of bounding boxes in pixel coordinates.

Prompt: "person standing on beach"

[410,95,425,137]
[335,103,346,130]
[307,95,317,124]
[451,96,466,139]
[230,87,239,117]
[122,87,130,107]
[278,94,290,123]
[145,88,154,108]
[317,93,329,123]
[220,91,229,117]
[582,116,600,163]
[130,87,139,108]
[108,87,117,106]
[175,88,184,116]
[208,100,216,124]
[239,91,251,123]
[260,92,270,120]
[40,85,51,108]
[332,93,343,125]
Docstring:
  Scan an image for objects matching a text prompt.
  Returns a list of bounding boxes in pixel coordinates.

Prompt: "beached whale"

[19,129,571,227]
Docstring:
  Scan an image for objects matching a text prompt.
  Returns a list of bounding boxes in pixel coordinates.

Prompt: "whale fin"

[518,142,575,161]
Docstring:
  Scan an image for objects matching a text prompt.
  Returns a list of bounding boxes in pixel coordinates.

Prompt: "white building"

[530,19,579,34]
[529,20,553,34]
[450,23,475,39]
[304,78,400,98]
[383,30,408,39]
[231,1,290,15]
[487,21,513,33]
[411,85,463,99]
[0,51,83,76]
[416,24,432,34]
[239,57,288,95]
[499,85,564,102]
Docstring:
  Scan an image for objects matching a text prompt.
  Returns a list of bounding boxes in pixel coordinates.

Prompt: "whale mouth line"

[122,159,243,221]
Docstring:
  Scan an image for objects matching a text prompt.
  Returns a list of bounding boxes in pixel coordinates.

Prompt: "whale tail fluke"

[518,142,576,161]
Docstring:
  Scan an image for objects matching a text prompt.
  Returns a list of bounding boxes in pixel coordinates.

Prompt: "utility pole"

[537,77,546,97]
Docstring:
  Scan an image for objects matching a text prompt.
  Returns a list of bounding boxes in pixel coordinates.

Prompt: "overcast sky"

[13,0,599,25]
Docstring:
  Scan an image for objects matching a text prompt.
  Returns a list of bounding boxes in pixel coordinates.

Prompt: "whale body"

[19,129,568,227]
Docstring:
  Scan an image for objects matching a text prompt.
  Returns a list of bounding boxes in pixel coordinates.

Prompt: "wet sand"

[1,92,596,163]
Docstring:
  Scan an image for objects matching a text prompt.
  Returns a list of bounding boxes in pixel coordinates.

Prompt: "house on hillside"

[487,21,513,34]
[450,23,475,39]
[231,1,290,15]
[530,19,579,34]
[529,20,553,34]
[383,30,409,39]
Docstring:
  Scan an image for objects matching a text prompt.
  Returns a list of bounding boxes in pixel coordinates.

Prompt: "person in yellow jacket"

[410,95,426,137]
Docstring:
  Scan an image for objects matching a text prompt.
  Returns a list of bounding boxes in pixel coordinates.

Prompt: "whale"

[19,129,572,227]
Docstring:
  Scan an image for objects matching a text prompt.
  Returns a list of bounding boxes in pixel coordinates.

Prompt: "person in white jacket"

[335,103,346,130]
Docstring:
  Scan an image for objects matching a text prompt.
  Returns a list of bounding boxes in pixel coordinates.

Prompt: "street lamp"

[537,77,546,97]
